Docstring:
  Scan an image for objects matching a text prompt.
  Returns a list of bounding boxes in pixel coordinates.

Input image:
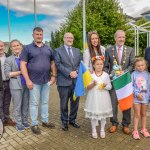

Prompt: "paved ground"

[0,85,150,150]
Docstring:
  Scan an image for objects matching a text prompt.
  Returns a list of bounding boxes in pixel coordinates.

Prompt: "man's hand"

[26,80,33,89]
[70,71,78,78]
[49,76,56,85]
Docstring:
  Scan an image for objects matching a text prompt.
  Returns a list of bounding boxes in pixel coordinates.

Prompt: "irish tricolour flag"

[112,71,134,111]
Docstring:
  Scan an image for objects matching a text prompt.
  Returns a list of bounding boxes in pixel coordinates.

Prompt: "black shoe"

[31,125,41,134]
[69,122,80,128]
[62,124,68,131]
[42,122,55,129]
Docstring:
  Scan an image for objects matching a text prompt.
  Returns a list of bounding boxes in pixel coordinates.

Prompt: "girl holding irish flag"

[84,56,113,139]
[132,57,150,140]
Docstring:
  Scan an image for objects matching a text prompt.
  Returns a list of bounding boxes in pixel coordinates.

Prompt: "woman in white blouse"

[83,31,105,72]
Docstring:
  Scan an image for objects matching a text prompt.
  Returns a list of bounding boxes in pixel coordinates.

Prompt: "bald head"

[0,40,4,56]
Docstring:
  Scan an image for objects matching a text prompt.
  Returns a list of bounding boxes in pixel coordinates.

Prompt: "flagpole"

[7,0,11,43]
[34,0,37,27]
[82,0,86,51]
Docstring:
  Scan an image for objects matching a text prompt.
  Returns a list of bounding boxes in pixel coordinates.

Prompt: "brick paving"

[0,85,150,150]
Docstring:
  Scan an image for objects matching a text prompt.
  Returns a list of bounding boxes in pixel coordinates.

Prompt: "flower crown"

[91,56,105,62]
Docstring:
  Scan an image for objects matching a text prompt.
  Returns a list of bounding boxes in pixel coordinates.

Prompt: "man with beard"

[54,32,81,131]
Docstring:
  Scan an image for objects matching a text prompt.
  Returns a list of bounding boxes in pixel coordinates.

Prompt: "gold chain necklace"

[112,47,127,66]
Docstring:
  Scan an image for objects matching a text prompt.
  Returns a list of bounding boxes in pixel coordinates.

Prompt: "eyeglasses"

[64,37,74,39]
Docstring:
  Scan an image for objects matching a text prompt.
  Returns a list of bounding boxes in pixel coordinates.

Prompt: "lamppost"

[34,0,37,27]
[7,0,11,43]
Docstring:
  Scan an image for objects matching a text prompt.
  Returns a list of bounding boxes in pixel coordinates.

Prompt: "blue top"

[131,70,150,104]
[15,57,26,85]
[20,42,54,84]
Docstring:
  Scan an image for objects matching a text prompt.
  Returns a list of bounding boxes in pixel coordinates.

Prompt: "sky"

[0,0,149,44]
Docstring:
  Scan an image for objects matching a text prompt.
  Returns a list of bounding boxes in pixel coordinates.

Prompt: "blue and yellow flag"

[74,61,92,100]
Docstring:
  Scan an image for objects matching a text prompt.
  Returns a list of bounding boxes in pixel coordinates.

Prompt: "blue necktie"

[68,48,74,64]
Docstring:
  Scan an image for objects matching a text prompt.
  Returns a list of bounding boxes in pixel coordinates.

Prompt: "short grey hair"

[114,30,125,38]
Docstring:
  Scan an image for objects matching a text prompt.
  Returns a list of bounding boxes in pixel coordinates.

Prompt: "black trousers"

[0,81,11,122]
[109,89,131,127]
[57,84,80,125]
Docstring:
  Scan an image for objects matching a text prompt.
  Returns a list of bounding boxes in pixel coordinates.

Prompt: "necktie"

[68,47,74,64]
[118,47,121,64]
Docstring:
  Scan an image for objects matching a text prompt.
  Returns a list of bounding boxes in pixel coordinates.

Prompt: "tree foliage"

[49,0,150,56]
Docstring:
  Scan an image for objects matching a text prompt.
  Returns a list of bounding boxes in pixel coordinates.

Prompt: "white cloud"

[119,0,150,17]
[0,0,80,17]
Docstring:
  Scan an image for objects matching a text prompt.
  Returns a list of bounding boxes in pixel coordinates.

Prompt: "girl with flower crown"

[84,56,113,139]
[83,31,105,72]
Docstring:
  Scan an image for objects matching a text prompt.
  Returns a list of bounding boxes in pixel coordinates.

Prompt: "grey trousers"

[11,85,29,126]
[109,89,131,127]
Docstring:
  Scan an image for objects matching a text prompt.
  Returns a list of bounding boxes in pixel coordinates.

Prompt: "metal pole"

[7,0,11,43]
[137,28,139,56]
[149,32,150,47]
[134,27,137,56]
[34,0,37,27]
[82,0,86,51]
[147,32,148,47]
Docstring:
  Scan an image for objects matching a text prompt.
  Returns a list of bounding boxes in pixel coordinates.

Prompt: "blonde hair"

[10,39,21,48]
[134,57,147,70]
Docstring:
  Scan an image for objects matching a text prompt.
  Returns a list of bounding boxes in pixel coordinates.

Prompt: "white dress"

[84,72,113,120]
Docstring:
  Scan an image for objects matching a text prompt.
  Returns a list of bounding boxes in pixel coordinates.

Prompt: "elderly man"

[20,27,57,134]
[0,40,16,126]
[54,32,81,131]
[104,30,135,135]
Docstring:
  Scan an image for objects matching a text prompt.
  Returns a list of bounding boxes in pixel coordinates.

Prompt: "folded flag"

[73,61,92,100]
[112,71,134,111]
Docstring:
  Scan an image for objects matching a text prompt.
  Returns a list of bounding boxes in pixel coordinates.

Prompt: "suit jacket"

[104,45,135,75]
[144,47,150,72]
[4,55,22,90]
[54,46,81,86]
[0,53,10,90]
[0,61,3,90]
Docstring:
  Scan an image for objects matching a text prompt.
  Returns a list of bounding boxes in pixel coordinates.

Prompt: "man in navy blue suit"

[54,32,81,131]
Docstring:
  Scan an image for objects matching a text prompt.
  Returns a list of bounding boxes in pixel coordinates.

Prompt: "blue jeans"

[29,83,50,126]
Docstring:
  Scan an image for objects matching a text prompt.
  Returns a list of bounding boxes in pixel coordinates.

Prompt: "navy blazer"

[54,46,81,86]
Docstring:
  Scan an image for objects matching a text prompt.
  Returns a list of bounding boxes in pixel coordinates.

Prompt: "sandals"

[140,128,150,138]
[132,130,140,140]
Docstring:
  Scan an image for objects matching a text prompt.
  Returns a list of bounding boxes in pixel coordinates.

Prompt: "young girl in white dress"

[84,56,113,139]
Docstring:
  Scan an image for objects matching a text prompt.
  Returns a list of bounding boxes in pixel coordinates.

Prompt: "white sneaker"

[92,131,98,139]
[100,131,106,139]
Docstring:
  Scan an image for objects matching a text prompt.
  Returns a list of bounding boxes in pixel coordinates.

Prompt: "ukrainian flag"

[74,61,92,100]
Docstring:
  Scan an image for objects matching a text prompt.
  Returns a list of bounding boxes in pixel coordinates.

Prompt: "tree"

[50,0,131,50]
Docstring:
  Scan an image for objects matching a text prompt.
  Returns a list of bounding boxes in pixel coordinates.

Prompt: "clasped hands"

[70,71,78,78]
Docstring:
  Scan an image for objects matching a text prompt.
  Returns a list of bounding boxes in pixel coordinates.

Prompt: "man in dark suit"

[145,46,150,72]
[104,30,134,135]
[0,40,16,126]
[54,32,81,131]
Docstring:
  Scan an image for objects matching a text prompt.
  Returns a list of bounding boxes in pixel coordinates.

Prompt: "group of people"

[0,27,150,141]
